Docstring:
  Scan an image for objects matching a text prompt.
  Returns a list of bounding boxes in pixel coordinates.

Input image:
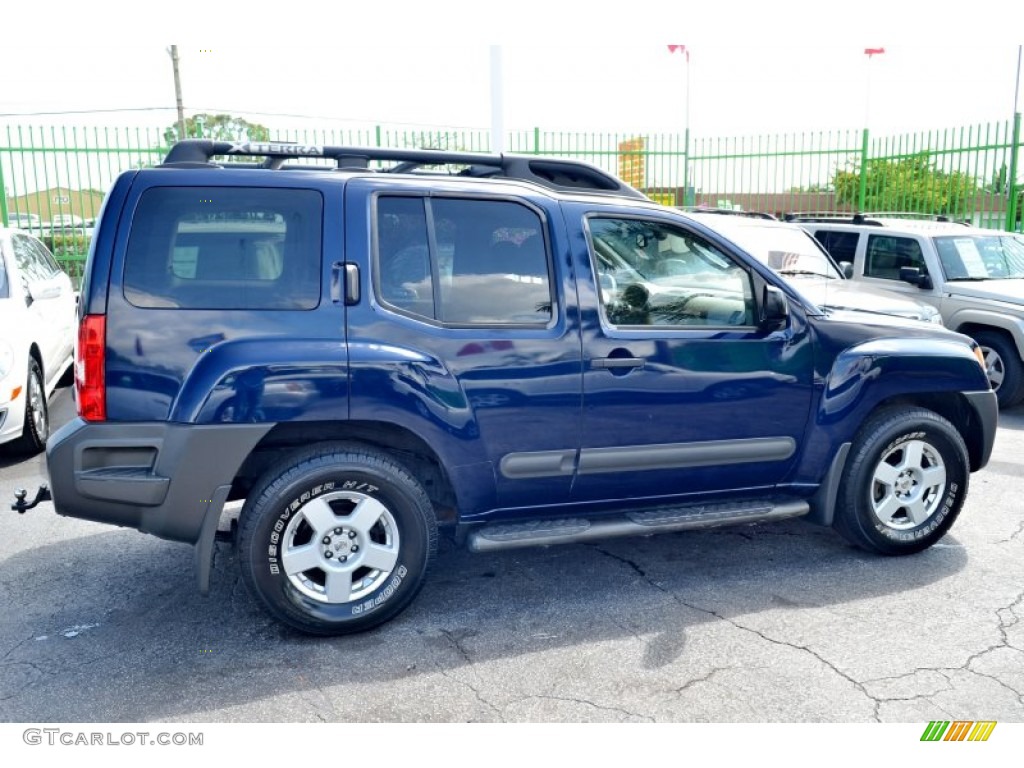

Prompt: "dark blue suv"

[40,140,997,634]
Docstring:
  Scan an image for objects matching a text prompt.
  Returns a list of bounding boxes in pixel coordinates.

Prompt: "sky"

[0,28,1019,143]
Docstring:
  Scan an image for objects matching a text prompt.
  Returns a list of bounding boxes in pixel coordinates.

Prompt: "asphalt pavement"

[1,383,1023,722]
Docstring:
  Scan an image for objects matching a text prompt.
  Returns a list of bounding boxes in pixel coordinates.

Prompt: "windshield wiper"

[946,276,992,281]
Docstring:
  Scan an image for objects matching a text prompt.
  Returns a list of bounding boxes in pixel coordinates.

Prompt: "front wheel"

[973,330,1024,408]
[833,407,969,555]
[238,443,438,635]
[9,359,49,454]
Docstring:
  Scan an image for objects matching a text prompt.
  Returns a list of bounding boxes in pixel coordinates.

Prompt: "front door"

[570,210,815,505]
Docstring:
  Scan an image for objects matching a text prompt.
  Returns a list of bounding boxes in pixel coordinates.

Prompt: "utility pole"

[489,46,505,154]
[169,45,186,142]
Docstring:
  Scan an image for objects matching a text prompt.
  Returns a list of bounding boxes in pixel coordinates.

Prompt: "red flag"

[864,47,885,57]
[667,44,689,62]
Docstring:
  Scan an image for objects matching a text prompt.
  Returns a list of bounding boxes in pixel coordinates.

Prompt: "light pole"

[168,45,186,142]
[667,45,691,205]
[859,47,885,212]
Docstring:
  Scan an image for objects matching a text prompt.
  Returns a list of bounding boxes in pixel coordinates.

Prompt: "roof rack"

[782,213,884,226]
[679,207,777,220]
[782,211,969,226]
[160,139,647,200]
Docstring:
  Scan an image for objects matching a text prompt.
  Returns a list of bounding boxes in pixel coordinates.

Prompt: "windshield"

[936,234,1024,280]
[713,223,841,279]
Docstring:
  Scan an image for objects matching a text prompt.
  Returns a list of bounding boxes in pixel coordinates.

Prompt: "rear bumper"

[46,418,272,543]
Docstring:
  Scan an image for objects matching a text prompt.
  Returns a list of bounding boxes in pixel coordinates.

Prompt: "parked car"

[48,213,84,229]
[792,214,1024,407]
[6,212,42,232]
[0,228,76,453]
[33,140,996,635]
[685,211,944,325]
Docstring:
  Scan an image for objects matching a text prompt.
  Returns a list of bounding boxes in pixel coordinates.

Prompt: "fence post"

[683,126,691,207]
[857,128,870,212]
[375,125,382,147]
[0,153,8,227]
[533,126,540,155]
[1008,112,1021,232]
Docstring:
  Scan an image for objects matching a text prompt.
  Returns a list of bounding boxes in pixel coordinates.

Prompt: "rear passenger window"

[123,187,322,310]
[813,230,859,263]
[375,196,552,326]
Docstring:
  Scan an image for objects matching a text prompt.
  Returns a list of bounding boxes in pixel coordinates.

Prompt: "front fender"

[819,336,988,424]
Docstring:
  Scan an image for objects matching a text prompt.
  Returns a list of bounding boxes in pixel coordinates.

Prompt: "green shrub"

[43,232,91,257]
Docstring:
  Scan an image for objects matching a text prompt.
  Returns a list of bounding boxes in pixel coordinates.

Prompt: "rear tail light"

[76,314,106,421]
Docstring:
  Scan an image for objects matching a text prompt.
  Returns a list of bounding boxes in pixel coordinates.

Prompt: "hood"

[821,307,955,333]
[944,278,1024,306]
[788,276,939,321]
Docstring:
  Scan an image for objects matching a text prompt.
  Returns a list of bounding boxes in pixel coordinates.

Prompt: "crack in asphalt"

[438,630,504,722]
[591,545,882,721]
[0,636,32,662]
[593,546,1024,717]
[673,666,730,695]
[999,519,1024,544]
[435,666,505,722]
[0,660,49,702]
[520,694,654,722]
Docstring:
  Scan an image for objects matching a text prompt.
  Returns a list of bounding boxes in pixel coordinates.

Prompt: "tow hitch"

[11,485,52,514]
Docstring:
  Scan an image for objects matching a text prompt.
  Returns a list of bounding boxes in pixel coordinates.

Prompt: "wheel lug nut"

[334,528,343,535]
[348,531,357,539]
[351,545,359,553]
[324,551,333,559]
[340,555,348,562]
[322,536,331,545]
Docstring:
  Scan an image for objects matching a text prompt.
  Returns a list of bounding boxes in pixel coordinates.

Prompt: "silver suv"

[794,215,1024,407]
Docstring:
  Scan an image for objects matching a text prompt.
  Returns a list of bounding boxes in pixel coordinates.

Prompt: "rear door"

[345,179,583,515]
[568,206,815,504]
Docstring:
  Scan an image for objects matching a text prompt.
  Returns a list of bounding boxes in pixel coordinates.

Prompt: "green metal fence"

[2,117,1021,283]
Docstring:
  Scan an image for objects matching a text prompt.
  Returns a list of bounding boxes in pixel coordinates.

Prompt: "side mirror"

[28,281,62,302]
[899,266,933,290]
[839,261,854,279]
[760,285,789,330]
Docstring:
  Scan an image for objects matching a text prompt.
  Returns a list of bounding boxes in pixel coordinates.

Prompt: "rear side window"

[375,195,552,325]
[124,187,322,309]
[812,230,859,263]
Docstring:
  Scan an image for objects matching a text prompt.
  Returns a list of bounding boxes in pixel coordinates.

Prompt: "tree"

[163,113,270,145]
[834,153,978,214]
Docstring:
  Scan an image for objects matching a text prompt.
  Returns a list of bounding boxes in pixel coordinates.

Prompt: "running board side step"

[466,499,809,553]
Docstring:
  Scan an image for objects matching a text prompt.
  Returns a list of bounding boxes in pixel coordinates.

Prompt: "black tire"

[833,407,969,555]
[237,442,437,635]
[973,330,1024,408]
[9,359,49,455]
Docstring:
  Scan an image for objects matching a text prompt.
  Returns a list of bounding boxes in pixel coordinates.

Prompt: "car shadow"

[0,516,968,722]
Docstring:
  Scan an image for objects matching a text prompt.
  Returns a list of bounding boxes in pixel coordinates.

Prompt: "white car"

[0,228,76,453]
[686,211,944,325]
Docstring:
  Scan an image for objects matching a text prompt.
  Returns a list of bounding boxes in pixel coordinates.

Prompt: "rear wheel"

[973,330,1024,408]
[9,359,48,454]
[237,443,437,635]
[834,407,969,555]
